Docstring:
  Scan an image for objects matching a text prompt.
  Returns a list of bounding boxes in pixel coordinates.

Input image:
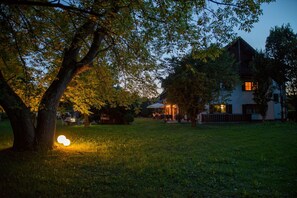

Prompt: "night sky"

[238,0,297,50]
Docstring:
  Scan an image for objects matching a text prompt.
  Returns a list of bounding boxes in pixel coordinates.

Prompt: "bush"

[175,114,183,123]
[124,113,134,124]
[288,110,297,122]
[0,112,8,120]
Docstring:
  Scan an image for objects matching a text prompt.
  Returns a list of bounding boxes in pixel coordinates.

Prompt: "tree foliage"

[265,24,297,120]
[162,50,238,126]
[0,0,272,150]
[266,24,297,85]
[251,51,274,121]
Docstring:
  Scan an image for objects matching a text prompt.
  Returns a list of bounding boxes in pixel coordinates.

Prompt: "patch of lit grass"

[0,119,297,197]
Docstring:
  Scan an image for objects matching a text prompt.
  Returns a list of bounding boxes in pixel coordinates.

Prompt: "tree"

[162,50,238,127]
[251,52,274,122]
[265,24,297,121]
[0,0,272,150]
[287,41,297,120]
[62,65,140,126]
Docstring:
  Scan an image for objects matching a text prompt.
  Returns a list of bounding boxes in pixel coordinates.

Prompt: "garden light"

[57,135,66,143]
[63,138,71,146]
[57,135,71,146]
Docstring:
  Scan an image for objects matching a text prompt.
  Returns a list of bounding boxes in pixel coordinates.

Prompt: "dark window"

[242,104,259,114]
[226,105,232,114]
[273,94,279,103]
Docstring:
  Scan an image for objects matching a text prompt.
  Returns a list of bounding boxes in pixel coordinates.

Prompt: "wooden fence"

[201,114,251,122]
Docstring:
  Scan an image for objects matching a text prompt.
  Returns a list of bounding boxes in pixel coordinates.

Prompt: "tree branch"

[0,0,106,17]
[0,69,29,112]
[208,0,240,8]
[0,57,17,83]
[78,27,105,66]
[63,19,97,64]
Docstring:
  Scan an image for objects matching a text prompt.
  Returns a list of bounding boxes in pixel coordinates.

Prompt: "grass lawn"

[0,118,297,197]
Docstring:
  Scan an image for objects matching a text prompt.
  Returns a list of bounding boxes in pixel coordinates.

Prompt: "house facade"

[220,37,283,121]
[205,79,282,121]
[162,37,284,122]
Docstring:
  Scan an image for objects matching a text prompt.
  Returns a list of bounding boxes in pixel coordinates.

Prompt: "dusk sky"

[238,0,297,50]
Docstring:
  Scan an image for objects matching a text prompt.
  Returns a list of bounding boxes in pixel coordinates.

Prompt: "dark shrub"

[124,113,134,124]
[0,112,8,120]
[175,114,183,123]
[288,110,297,122]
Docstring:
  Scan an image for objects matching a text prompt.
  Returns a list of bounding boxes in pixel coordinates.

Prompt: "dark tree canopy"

[251,51,273,121]
[266,24,297,85]
[0,0,272,150]
[265,24,297,120]
[162,50,238,127]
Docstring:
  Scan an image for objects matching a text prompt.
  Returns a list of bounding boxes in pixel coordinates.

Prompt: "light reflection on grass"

[54,139,110,155]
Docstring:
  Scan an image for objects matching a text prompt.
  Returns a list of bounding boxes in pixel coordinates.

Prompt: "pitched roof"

[226,37,256,54]
[226,37,256,78]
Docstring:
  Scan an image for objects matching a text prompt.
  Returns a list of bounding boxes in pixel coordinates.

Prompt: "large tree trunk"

[0,72,35,150]
[35,62,79,150]
[34,20,102,150]
[190,117,197,127]
[7,108,35,150]
[190,111,197,127]
[83,114,90,127]
[1,63,77,151]
[35,110,57,150]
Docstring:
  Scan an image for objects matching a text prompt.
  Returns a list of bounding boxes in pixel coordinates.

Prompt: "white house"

[226,81,282,120]
[203,37,284,122]
[161,37,284,122]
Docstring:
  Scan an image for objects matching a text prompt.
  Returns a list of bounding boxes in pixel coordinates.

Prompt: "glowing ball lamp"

[63,139,71,146]
[57,135,71,146]
[57,135,66,144]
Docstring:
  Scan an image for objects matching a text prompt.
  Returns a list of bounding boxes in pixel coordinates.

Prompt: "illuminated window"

[212,104,226,113]
[245,82,252,91]
[243,82,257,91]
[220,104,226,113]
[210,104,232,114]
